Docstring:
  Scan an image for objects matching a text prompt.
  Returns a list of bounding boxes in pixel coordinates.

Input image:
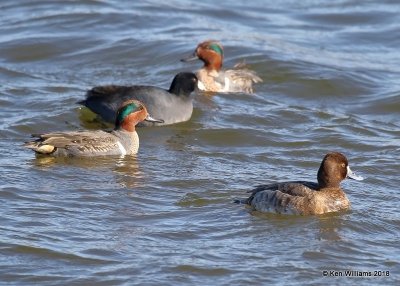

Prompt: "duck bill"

[181,52,199,62]
[145,114,164,123]
[346,166,364,181]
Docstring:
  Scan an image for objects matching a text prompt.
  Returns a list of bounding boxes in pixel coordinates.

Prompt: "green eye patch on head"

[116,102,140,124]
[208,43,223,57]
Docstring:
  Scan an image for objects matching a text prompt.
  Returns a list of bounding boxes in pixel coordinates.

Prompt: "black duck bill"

[145,114,164,123]
[180,52,199,62]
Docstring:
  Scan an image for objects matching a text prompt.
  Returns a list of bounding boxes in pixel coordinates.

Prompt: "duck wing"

[25,131,120,156]
[246,181,319,214]
[219,63,261,93]
[80,85,165,123]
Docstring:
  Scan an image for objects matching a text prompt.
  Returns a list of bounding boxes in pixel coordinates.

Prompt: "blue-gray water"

[1,0,399,285]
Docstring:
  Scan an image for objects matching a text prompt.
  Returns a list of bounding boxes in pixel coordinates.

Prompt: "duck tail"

[24,141,55,154]
[233,61,263,83]
[233,198,248,204]
[77,99,86,105]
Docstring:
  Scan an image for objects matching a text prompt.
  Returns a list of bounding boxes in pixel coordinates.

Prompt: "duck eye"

[341,163,346,168]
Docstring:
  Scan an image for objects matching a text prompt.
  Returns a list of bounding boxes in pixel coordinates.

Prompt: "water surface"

[0,0,399,285]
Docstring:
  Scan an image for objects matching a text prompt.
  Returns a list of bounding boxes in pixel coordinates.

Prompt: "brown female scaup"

[245,152,364,215]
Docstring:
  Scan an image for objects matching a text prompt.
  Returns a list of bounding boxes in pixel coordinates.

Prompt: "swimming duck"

[181,40,262,93]
[78,72,198,126]
[244,152,364,215]
[24,100,163,157]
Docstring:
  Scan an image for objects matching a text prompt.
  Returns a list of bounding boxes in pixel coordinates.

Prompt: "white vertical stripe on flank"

[117,141,127,156]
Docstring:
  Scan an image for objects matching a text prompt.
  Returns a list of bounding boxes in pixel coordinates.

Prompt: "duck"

[181,40,262,93]
[24,100,163,157]
[78,72,198,126]
[244,152,364,215]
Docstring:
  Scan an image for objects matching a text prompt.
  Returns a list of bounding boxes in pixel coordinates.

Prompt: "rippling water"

[1,0,399,285]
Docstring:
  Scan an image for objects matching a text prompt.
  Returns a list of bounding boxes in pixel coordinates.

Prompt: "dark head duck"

[245,152,364,215]
[79,72,197,126]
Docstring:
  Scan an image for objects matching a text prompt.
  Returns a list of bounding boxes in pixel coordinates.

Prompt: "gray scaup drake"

[79,72,197,126]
